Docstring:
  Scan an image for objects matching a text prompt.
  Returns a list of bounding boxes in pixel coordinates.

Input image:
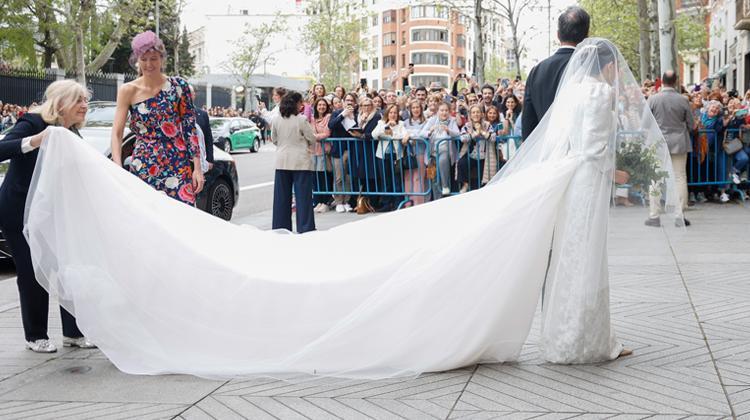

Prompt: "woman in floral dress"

[111,31,204,204]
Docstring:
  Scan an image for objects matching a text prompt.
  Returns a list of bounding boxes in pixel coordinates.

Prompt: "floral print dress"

[129,76,200,204]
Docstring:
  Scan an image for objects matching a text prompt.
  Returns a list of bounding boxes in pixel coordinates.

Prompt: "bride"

[23,39,679,379]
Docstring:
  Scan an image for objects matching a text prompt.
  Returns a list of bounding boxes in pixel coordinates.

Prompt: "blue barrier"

[312,137,432,209]
[312,135,524,207]
[688,128,746,200]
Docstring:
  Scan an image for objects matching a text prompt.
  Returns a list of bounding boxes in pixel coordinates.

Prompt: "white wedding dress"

[22,39,678,379]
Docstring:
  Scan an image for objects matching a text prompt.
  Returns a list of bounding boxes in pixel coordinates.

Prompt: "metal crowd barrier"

[312,137,432,209]
[311,136,524,207]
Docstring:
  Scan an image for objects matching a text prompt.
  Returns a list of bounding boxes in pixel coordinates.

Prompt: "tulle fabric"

[23,38,679,379]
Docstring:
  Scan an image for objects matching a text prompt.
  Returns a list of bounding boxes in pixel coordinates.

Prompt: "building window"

[372,57,379,69]
[372,35,378,48]
[457,34,466,48]
[372,15,378,26]
[411,52,449,66]
[411,29,448,43]
[401,31,406,45]
[361,16,367,29]
[372,79,379,90]
[362,59,368,71]
[401,53,406,67]
[384,55,396,68]
[410,75,449,89]
[384,32,397,45]
[457,56,465,68]
[383,10,396,23]
[410,5,448,19]
[401,8,407,22]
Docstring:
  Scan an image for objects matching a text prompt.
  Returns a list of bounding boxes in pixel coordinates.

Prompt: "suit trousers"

[272,170,316,233]
[649,153,688,218]
[1,225,82,341]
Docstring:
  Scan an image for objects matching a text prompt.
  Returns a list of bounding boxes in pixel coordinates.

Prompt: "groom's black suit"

[522,47,576,140]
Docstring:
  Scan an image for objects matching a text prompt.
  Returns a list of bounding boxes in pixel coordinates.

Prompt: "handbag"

[425,157,437,180]
[723,132,743,155]
[355,195,375,214]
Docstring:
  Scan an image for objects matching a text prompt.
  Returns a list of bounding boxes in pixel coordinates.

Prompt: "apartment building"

[358,1,505,91]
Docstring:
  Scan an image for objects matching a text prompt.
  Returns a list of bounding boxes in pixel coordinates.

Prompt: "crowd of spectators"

[0,101,32,131]
[254,75,527,215]
[645,80,750,204]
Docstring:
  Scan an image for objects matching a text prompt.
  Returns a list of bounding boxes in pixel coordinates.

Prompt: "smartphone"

[360,78,367,88]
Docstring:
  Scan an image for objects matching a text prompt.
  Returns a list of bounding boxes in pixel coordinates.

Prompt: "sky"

[180,0,576,75]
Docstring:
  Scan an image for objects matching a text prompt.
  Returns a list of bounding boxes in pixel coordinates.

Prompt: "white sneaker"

[343,204,353,212]
[26,339,57,353]
[441,187,451,195]
[335,204,345,213]
[63,336,97,349]
[732,173,741,185]
[720,192,730,203]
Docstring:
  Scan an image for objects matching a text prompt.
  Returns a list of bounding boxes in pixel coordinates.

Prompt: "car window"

[210,119,229,131]
[240,120,251,130]
[86,104,118,127]
[230,120,240,130]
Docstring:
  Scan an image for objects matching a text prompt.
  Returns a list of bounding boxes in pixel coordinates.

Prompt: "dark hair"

[481,84,495,95]
[313,98,331,119]
[662,71,677,87]
[279,92,303,118]
[334,85,346,98]
[415,86,427,94]
[504,94,523,119]
[558,6,590,44]
[273,87,288,97]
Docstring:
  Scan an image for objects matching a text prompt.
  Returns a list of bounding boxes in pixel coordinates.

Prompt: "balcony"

[736,0,750,31]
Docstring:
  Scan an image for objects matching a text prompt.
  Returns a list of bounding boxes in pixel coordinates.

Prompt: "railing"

[689,128,746,200]
[312,136,523,208]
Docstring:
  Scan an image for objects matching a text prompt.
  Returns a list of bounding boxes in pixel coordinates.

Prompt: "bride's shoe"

[618,348,633,358]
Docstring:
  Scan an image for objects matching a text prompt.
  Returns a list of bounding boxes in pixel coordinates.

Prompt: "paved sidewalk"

[0,203,747,419]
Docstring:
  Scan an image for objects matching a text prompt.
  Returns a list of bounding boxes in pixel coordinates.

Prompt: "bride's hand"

[192,170,205,194]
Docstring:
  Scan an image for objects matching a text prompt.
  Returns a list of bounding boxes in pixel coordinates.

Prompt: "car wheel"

[208,178,234,221]
[251,139,259,153]
[223,139,232,153]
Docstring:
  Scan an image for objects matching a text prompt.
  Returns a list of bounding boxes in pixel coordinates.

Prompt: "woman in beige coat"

[271,92,317,233]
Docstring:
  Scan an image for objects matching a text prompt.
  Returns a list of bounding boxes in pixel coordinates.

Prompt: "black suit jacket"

[522,47,575,140]
[195,109,214,163]
[0,113,49,231]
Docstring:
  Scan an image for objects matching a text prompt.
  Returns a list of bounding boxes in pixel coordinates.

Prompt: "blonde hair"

[30,80,90,129]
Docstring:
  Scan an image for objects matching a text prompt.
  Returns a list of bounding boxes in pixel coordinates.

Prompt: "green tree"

[580,0,641,79]
[176,26,194,77]
[302,0,369,89]
[224,13,287,110]
[580,0,708,82]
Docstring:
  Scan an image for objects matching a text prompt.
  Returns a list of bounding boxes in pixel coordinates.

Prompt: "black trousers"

[272,170,316,233]
[1,225,82,341]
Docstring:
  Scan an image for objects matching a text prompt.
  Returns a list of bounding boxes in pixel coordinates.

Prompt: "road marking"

[240,181,274,192]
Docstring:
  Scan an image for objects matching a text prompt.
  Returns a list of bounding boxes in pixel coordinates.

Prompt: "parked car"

[210,117,262,153]
[0,102,241,259]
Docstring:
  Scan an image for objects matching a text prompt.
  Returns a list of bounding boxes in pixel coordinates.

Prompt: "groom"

[522,6,591,140]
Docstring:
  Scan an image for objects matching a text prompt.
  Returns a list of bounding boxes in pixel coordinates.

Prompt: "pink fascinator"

[129,30,166,69]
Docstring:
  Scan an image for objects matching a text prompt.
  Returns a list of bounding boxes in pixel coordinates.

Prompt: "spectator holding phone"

[483,105,507,184]
[458,105,493,193]
[420,102,460,198]
[372,104,407,211]
[327,92,359,212]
